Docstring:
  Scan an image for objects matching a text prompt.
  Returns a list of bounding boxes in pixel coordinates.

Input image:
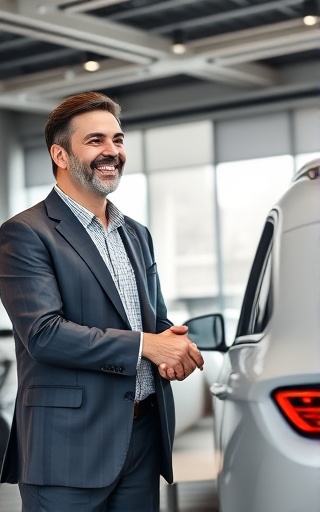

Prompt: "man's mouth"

[92,159,122,178]
[94,163,117,173]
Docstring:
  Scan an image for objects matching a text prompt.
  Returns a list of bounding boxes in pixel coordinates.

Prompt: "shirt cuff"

[136,332,143,370]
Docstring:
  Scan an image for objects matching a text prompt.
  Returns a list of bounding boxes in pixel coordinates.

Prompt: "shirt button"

[124,391,135,401]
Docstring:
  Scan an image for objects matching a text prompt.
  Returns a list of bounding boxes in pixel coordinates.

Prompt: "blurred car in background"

[0,328,16,470]
[186,158,320,512]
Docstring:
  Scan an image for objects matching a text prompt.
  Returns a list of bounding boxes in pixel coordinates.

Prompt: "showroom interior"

[0,1,319,511]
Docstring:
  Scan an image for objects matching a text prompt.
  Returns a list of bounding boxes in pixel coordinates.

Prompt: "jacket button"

[124,391,135,401]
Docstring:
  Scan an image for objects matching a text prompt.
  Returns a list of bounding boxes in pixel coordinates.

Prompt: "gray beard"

[68,154,122,196]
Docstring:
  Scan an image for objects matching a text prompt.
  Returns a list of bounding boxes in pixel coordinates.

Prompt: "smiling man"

[52,108,126,215]
[0,92,204,512]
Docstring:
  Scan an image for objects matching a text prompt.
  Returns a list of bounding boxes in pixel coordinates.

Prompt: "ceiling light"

[303,14,318,24]
[172,29,186,55]
[83,60,100,72]
[303,0,319,25]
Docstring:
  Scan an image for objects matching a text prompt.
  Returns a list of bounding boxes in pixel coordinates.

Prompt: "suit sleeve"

[0,218,140,375]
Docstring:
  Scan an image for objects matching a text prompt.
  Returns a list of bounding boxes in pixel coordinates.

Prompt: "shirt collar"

[54,185,125,231]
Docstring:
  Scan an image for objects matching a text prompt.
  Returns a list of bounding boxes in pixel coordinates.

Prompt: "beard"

[68,153,123,197]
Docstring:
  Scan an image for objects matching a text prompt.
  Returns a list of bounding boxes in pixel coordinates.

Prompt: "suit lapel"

[119,224,156,333]
[44,190,130,327]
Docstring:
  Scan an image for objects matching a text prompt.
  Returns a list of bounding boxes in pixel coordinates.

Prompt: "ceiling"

[0,0,319,122]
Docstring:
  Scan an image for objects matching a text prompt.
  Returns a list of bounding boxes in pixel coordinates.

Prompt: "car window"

[235,213,276,341]
[249,244,272,334]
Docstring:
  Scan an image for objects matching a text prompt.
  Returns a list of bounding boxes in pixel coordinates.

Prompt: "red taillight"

[273,388,320,438]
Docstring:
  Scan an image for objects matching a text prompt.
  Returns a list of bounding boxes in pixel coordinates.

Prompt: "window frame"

[234,211,277,342]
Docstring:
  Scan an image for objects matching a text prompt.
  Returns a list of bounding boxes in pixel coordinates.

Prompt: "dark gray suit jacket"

[0,189,175,487]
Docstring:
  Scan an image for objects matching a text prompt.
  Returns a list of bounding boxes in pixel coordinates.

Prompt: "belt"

[133,394,156,419]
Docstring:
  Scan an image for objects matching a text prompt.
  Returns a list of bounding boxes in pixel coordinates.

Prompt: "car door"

[211,212,276,511]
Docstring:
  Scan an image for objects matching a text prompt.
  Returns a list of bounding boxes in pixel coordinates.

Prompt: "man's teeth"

[96,165,116,171]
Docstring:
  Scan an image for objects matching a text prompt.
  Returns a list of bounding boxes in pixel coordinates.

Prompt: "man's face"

[66,110,126,197]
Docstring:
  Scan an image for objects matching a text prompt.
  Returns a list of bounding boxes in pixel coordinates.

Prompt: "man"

[0,92,204,512]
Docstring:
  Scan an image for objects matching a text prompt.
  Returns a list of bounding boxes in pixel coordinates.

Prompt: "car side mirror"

[184,313,228,352]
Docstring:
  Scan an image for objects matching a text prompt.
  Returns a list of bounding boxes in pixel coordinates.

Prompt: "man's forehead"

[71,110,122,134]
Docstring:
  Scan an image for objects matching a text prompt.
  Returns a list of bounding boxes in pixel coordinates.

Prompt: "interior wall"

[0,112,27,223]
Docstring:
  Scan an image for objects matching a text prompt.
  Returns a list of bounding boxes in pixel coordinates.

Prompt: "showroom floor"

[0,417,219,512]
[160,480,218,512]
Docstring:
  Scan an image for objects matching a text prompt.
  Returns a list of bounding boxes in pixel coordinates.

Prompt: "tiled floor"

[0,483,21,512]
[160,415,219,512]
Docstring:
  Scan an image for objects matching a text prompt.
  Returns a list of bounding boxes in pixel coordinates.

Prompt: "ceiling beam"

[109,0,205,20]
[187,62,278,87]
[0,0,172,64]
[0,18,317,100]
[62,0,131,13]
[0,4,317,113]
[190,19,319,62]
[0,92,57,113]
[0,19,153,65]
[0,48,78,72]
[153,0,303,34]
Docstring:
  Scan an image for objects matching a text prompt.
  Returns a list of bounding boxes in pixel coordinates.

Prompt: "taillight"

[273,387,320,438]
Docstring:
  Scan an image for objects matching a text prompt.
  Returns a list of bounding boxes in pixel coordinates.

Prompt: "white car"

[185,158,320,512]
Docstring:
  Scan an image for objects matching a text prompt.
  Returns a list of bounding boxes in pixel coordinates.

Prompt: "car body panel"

[193,159,320,512]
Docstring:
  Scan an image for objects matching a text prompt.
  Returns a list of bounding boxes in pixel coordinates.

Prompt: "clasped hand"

[142,326,204,382]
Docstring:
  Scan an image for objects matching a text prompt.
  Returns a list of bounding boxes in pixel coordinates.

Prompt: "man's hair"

[44,91,121,176]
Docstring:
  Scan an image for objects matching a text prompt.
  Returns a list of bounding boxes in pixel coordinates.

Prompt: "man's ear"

[50,144,68,169]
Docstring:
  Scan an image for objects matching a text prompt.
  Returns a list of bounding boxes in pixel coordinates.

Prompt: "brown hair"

[45,91,121,176]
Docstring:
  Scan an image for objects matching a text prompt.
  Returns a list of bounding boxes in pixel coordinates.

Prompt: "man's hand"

[142,326,204,381]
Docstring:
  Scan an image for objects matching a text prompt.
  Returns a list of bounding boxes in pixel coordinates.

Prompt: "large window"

[145,120,215,324]
[109,173,147,225]
[149,165,217,305]
[217,155,293,302]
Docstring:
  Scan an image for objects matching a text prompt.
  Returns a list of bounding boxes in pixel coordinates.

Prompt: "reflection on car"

[185,158,320,512]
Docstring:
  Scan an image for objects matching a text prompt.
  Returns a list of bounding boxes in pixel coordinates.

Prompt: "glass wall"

[109,173,147,225]
[148,165,217,325]
[216,155,294,341]
[217,155,294,295]
[144,120,216,325]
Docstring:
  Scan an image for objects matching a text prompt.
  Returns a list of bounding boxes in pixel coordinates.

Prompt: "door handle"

[210,383,229,400]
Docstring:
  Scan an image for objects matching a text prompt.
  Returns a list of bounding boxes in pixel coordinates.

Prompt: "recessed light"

[83,60,100,72]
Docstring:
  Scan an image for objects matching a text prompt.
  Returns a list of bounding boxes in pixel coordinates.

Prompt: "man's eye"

[115,139,124,145]
[89,138,101,144]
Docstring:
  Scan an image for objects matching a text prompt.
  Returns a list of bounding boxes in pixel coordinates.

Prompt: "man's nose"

[101,141,119,156]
